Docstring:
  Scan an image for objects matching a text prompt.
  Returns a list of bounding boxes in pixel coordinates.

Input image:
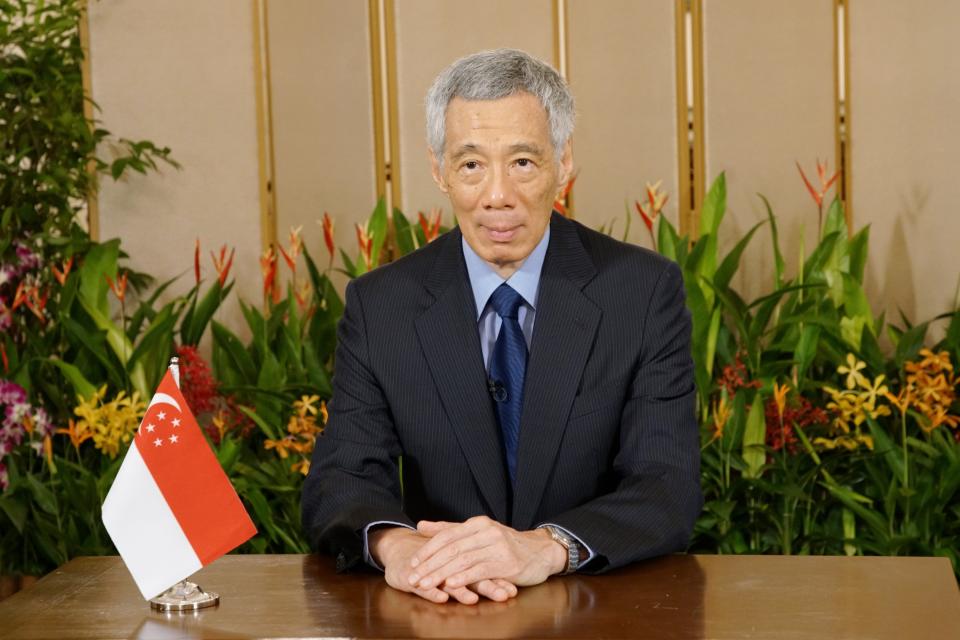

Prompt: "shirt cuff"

[537,523,596,570]
[362,520,416,571]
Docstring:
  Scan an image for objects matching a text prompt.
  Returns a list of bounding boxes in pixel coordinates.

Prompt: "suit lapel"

[512,215,600,529]
[415,230,510,522]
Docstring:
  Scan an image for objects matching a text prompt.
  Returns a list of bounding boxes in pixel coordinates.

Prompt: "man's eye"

[516,158,533,168]
[463,161,479,170]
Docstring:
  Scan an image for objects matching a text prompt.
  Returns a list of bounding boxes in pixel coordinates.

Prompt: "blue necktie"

[488,283,527,484]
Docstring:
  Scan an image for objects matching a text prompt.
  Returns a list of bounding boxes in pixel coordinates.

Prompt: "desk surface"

[0,554,957,639]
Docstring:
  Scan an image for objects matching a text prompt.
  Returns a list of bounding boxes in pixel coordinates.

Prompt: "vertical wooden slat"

[368,0,387,201]
[253,0,277,254]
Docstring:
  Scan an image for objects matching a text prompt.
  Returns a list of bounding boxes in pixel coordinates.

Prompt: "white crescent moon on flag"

[148,393,182,413]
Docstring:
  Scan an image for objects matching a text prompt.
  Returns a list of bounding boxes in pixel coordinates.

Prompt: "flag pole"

[148,356,221,612]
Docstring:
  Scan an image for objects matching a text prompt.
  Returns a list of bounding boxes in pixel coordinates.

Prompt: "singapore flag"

[102,370,256,599]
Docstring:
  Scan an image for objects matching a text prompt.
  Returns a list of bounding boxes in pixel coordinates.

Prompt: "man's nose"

[481,166,517,210]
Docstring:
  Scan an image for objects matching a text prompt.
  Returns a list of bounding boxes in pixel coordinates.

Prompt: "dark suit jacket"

[302,213,702,573]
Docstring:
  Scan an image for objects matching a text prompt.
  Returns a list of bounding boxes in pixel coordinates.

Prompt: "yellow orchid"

[71,386,146,459]
[837,354,868,390]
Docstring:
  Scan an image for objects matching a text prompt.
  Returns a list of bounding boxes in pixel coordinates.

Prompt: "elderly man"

[302,49,701,605]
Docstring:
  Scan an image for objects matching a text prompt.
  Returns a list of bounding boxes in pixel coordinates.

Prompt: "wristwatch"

[544,525,581,574]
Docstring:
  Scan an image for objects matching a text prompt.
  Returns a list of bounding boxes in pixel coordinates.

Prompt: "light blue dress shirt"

[363,227,594,571]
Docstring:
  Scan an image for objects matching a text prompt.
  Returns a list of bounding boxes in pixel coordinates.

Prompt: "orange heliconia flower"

[796,159,839,209]
[321,213,336,265]
[710,394,731,442]
[418,208,442,243]
[356,223,374,271]
[279,225,303,274]
[210,245,236,287]
[0,343,8,374]
[773,381,790,423]
[11,282,27,310]
[105,273,128,303]
[57,418,93,450]
[260,245,279,303]
[51,256,74,286]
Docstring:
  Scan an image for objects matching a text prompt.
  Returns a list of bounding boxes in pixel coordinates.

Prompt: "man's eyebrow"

[449,143,480,162]
[508,143,545,156]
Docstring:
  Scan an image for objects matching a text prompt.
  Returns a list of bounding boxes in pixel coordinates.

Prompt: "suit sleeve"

[301,280,415,570]
[546,260,702,572]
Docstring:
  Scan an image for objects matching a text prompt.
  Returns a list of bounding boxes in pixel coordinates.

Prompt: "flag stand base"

[150,580,219,612]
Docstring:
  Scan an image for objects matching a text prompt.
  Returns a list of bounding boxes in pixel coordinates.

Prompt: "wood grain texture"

[0,554,957,639]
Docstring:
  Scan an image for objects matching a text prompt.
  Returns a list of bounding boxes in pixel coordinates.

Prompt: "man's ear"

[557,139,574,191]
[428,147,449,194]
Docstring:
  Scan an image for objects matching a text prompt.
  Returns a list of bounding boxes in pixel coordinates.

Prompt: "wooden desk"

[0,554,957,639]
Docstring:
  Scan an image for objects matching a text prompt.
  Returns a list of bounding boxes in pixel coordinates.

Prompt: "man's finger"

[412,585,450,603]
[416,520,456,536]
[442,584,479,605]
[415,548,491,589]
[472,579,513,602]
[442,562,497,590]
[409,535,492,588]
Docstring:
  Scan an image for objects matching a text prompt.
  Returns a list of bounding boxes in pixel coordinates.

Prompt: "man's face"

[430,92,572,278]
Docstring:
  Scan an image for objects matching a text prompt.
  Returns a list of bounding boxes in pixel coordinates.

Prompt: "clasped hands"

[369,515,568,605]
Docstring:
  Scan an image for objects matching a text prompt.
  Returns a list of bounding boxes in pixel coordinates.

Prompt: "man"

[302,49,701,605]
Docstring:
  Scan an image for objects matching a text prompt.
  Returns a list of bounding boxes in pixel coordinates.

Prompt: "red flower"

[321,213,336,265]
[717,354,761,396]
[51,257,74,286]
[796,159,839,208]
[260,245,279,303]
[356,223,374,271]
[105,273,128,303]
[764,394,829,454]
[194,239,201,285]
[177,345,218,415]
[210,245,235,287]
[418,208,442,244]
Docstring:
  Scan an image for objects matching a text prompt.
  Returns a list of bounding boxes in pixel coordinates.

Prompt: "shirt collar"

[462,226,550,319]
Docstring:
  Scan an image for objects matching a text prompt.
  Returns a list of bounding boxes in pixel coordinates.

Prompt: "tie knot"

[488,283,524,319]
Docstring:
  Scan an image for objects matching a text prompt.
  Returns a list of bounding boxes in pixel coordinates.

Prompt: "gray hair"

[425,48,575,165]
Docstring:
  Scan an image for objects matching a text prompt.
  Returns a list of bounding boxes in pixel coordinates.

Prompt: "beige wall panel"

[393,0,554,217]
[567,0,678,247]
[703,0,835,301]
[267,0,377,273]
[850,0,960,327]
[88,0,261,334]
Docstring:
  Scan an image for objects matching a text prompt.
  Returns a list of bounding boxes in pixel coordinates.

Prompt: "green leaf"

[0,495,28,533]
[714,220,764,291]
[847,226,870,283]
[237,406,281,440]
[895,322,928,367]
[126,304,178,388]
[78,238,119,316]
[794,324,820,380]
[742,396,767,479]
[25,475,58,516]
[47,359,96,399]
[211,320,257,383]
[393,208,417,256]
[60,316,124,387]
[182,281,232,346]
[699,172,727,240]
[758,193,786,287]
[657,216,680,263]
[698,173,727,286]
[367,197,389,269]
[822,197,847,240]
